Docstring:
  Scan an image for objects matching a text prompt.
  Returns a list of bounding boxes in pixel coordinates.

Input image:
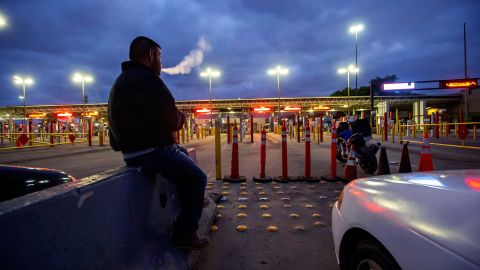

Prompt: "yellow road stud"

[259,204,269,209]
[240,187,247,190]
[294,225,305,231]
[267,226,278,232]
[217,205,225,209]
[238,204,247,209]
[221,191,229,195]
[305,204,314,208]
[276,191,284,194]
[314,221,326,227]
[262,213,271,219]
[273,186,281,189]
[222,186,229,189]
[210,225,218,232]
[259,191,266,195]
[289,213,299,218]
[240,192,248,195]
[312,213,322,218]
[236,225,248,232]
[216,213,222,218]
[283,204,292,208]
[237,213,247,218]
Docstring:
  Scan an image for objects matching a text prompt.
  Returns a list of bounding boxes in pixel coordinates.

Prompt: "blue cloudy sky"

[0,0,479,106]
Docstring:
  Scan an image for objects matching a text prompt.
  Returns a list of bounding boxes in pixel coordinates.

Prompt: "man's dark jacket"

[108,61,185,153]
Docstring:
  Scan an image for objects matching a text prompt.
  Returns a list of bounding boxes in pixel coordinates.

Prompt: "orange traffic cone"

[341,145,357,182]
[418,132,434,171]
[376,146,390,175]
[399,141,412,173]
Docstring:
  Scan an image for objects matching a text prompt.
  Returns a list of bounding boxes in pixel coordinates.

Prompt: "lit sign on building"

[253,107,271,112]
[313,106,331,111]
[81,111,99,117]
[284,107,301,111]
[383,82,415,90]
[195,108,211,113]
[28,113,47,118]
[441,79,478,89]
[57,112,72,117]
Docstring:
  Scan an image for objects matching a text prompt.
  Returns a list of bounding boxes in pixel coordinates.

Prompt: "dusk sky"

[0,0,479,107]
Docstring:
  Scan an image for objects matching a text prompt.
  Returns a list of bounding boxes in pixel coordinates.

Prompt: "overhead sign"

[57,112,72,117]
[253,107,271,112]
[441,79,478,89]
[195,108,211,113]
[383,82,415,90]
[313,106,331,111]
[81,111,99,117]
[284,107,301,111]
[28,113,46,118]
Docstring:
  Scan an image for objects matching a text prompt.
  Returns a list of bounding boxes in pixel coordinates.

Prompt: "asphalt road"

[1,132,479,270]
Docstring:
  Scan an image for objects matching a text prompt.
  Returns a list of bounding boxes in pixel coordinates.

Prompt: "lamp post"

[13,76,34,125]
[267,66,289,115]
[349,24,364,92]
[338,65,359,117]
[200,68,221,126]
[0,14,7,29]
[72,73,93,105]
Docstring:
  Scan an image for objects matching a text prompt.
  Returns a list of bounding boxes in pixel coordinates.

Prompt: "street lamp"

[338,65,359,117]
[72,73,93,105]
[267,66,289,112]
[200,67,221,126]
[349,24,364,92]
[0,14,7,29]
[13,75,34,123]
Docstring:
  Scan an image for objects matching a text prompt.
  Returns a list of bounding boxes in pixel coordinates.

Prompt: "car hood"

[348,169,480,266]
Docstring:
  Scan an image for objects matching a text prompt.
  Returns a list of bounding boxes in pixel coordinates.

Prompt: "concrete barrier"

[0,148,215,270]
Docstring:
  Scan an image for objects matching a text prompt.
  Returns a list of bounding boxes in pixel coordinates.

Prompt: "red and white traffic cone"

[274,120,292,183]
[297,119,319,182]
[223,123,246,183]
[321,122,339,182]
[253,129,273,182]
[418,132,434,172]
[340,145,358,182]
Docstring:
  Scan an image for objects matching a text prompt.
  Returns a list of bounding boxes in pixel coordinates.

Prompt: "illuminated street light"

[338,65,359,116]
[267,66,289,113]
[349,24,364,93]
[72,73,93,105]
[0,14,7,29]
[200,67,221,126]
[13,75,34,124]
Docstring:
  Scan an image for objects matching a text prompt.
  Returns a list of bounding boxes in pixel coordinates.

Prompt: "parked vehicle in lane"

[0,165,75,202]
[332,169,480,270]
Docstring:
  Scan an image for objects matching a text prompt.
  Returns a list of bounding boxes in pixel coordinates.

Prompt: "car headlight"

[337,190,344,209]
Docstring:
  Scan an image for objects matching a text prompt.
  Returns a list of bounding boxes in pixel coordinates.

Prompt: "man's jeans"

[124,144,207,237]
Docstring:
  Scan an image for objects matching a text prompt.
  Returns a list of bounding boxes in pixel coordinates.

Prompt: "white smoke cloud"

[162,36,212,75]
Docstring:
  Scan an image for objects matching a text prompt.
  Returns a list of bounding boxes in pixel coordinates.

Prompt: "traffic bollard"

[215,126,222,180]
[223,123,246,183]
[274,120,292,183]
[321,123,339,182]
[297,119,319,182]
[253,129,273,182]
[227,115,231,144]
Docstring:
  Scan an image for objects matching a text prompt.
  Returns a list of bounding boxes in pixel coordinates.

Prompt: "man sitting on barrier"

[107,36,208,250]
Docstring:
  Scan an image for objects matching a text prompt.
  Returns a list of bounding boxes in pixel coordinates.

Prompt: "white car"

[332,169,480,270]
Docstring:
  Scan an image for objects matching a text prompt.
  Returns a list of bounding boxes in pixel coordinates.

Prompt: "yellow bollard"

[455,124,458,139]
[474,125,477,142]
[215,127,222,180]
[392,124,395,143]
[181,127,185,144]
[399,125,403,143]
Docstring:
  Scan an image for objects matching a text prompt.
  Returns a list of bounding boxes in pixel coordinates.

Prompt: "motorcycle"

[336,120,381,174]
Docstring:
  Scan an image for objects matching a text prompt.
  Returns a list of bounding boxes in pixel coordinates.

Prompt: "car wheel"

[349,239,400,270]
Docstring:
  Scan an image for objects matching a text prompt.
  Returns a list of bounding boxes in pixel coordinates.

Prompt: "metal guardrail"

[0,132,90,150]
[376,122,480,148]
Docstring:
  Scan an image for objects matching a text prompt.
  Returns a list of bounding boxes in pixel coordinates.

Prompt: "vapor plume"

[162,36,211,75]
